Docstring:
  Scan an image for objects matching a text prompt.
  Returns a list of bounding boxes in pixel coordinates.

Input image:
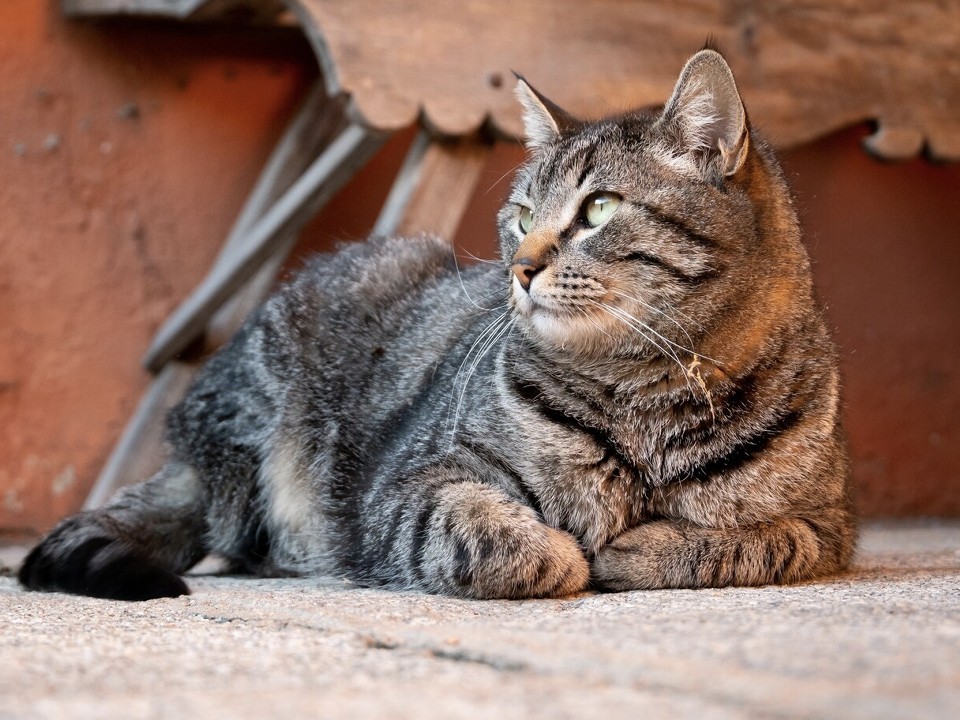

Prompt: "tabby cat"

[19,49,856,601]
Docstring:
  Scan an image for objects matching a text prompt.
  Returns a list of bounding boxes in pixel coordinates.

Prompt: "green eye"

[518,205,534,234]
[583,192,622,228]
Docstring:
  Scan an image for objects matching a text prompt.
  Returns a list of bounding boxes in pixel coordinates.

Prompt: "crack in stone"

[427,646,529,672]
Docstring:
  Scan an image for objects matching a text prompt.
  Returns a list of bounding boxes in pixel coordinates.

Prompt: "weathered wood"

[372,129,432,238]
[143,121,385,372]
[375,131,493,240]
[83,362,195,509]
[288,0,960,161]
[203,84,341,349]
[86,84,348,506]
[62,0,288,23]
[395,138,492,239]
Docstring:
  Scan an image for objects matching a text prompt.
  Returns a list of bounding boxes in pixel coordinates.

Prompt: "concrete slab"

[2,520,959,719]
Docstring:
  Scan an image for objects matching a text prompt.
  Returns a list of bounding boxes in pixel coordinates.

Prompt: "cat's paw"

[425,482,589,599]
[591,522,679,591]
[591,517,831,590]
[524,525,592,598]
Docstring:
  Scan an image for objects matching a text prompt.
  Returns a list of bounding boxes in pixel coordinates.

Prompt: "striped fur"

[19,50,855,600]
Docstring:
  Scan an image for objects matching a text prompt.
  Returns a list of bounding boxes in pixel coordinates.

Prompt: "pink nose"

[512,257,546,292]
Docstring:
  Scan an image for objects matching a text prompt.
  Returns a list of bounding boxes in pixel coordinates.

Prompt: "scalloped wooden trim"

[289,0,960,162]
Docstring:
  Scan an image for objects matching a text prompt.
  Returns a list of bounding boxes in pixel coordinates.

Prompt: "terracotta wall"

[0,1,316,535]
[1,2,958,536]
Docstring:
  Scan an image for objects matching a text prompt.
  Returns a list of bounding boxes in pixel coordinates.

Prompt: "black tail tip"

[18,538,190,601]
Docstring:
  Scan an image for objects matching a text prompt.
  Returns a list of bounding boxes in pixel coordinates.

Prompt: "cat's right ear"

[513,74,580,151]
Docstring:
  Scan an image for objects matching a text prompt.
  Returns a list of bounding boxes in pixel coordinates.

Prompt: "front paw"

[591,521,684,591]
[424,482,590,599]
[592,518,827,590]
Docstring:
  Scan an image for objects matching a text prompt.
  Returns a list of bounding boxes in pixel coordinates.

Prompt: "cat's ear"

[513,74,581,151]
[658,49,749,178]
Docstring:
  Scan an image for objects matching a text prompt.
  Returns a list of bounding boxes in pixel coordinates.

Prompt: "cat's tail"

[18,462,208,600]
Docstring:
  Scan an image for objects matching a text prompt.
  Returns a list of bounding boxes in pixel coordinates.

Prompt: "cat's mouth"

[511,278,618,347]
[511,278,567,319]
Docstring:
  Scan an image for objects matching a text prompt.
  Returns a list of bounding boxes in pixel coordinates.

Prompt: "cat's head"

[498,49,805,365]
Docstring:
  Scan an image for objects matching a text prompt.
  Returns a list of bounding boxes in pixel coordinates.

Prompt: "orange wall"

[2,2,958,535]
[0,1,315,534]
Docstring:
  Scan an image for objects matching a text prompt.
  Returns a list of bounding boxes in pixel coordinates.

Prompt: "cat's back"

[256,235,502,426]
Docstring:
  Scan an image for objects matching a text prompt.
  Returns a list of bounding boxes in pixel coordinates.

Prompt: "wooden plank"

[289,0,960,161]
[143,122,385,372]
[62,0,288,23]
[202,84,345,348]
[374,133,492,240]
[83,362,195,509]
[372,129,431,237]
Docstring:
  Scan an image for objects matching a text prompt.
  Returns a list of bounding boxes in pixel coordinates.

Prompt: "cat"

[19,48,856,601]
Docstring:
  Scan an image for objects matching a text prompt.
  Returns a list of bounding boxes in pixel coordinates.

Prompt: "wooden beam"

[290,0,960,161]
[86,84,370,506]
[375,132,493,241]
[372,129,432,238]
[62,0,289,23]
[142,121,385,372]
[83,362,195,509]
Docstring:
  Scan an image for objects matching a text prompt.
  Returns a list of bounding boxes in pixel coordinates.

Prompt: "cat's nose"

[512,257,546,292]
[512,231,555,292]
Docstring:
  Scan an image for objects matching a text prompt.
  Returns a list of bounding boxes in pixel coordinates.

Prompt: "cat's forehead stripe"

[533,139,599,200]
[575,144,597,188]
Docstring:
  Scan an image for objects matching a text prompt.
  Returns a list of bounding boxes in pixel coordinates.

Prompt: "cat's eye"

[582,192,622,228]
[518,205,534,234]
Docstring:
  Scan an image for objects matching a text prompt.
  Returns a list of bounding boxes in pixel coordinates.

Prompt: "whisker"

[595,301,696,395]
[602,302,695,367]
[575,305,614,343]
[446,312,515,444]
[486,159,528,195]
[449,316,517,446]
[451,246,499,310]
[457,249,500,265]
[450,310,509,395]
[613,290,722,376]
[611,288,705,333]
[610,289,696,346]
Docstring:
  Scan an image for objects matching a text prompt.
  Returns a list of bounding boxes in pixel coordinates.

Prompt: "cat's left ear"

[514,74,581,151]
[658,49,749,178]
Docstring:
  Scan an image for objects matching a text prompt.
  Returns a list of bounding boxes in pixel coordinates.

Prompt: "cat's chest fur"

[494,352,683,554]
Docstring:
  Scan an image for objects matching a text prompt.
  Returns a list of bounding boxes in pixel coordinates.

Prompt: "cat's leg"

[18,461,207,600]
[591,509,854,590]
[370,476,589,599]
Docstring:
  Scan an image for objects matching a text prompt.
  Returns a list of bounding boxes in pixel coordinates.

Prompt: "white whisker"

[446,311,516,445]
[575,305,614,344]
[610,289,695,345]
[486,160,528,194]
[609,289,719,365]
[595,301,696,395]
[603,302,695,366]
[451,246,499,310]
[457,249,500,265]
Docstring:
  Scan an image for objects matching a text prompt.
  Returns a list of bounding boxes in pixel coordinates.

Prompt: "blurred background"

[1,1,958,537]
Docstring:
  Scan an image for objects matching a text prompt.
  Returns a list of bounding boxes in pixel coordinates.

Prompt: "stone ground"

[1,520,958,720]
